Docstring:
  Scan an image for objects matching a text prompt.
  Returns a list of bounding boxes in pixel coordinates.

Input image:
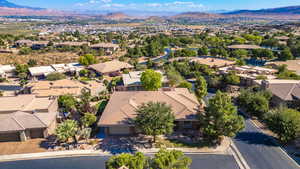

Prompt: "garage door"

[0,133,20,142]
[30,129,44,139]
[109,126,131,135]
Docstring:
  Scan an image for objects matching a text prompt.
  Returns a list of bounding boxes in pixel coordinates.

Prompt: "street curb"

[0,150,109,162]
[230,141,250,169]
[250,118,300,168]
[239,110,300,168]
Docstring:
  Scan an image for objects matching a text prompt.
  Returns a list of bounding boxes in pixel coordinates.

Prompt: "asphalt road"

[234,118,299,169]
[0,154,239,169]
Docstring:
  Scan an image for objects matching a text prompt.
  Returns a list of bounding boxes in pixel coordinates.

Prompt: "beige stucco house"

[98,88,201,135]
[0,95,58,142]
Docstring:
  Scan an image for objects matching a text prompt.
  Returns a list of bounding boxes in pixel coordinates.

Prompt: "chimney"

[261,80,269,89]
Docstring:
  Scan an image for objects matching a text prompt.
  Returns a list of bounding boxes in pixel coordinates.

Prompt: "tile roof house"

[89,60,133,76]
[90,43,119,55]
[261,80,300,106]
[227,44,262,50]
[25,79,106,97]
[190,57,236,68]
[266,60,300,75]
[219,65,277,86]
[15,40,49,49]
[54,42,90,47]
[98,88,201,135]
[0,95,58,142]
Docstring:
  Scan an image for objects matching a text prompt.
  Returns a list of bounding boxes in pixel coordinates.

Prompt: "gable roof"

[89,60,133,74]
[264,80,300,101]
[98,88,200,126]
[0,95,58,133]
[190,57,236,68]
[0,95,54,113]
[0,111,47,133]
[26,79,105,97]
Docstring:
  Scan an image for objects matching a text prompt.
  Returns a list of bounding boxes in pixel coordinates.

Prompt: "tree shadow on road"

[235,131,278,147]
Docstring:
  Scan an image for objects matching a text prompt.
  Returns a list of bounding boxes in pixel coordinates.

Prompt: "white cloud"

[101,0,112,3]
[74,0,205,12]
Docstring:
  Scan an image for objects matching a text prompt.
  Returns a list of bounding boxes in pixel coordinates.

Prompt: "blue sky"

[10,0,300,12]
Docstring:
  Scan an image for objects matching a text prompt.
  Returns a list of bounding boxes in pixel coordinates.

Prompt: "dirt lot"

[0,52,79,65]
[0,139,48,155]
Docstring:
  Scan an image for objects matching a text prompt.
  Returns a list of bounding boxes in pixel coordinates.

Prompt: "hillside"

[0,0,43,10]
[103,12,132,20]
[226,6,300,15]
[171,12,222,19]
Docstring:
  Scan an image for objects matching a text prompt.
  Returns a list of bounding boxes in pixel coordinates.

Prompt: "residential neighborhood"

[0,1,300,169]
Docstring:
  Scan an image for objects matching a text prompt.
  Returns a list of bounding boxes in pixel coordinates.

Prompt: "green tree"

[198,46,209,56]
[55,120,79,143]
[207,75,222,89]
[79,54,98,66]
[134,102,175,143]
[77,89,94,114]
[277,64,300,80]
[252,49,274,60]
[165,66,184,87]
[150,149,192,169]
[265,106,300,143]
[195,75,207,99]
[15,64,29,75]
[58,94,77,113]
[223,71,240,85]
[81,112,97,127]
[242,34,262,44]
[46,72,66,81]
[106,152,148,169]
[230,49,248,59]
[200,91,245,144]
[141,69,162,91]
[237,89,270,118]
[278,48,294,61]
[178,81,193,91]
[19,47,32,55]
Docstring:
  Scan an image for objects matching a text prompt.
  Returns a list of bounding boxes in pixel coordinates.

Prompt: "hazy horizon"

[9,0,300,14]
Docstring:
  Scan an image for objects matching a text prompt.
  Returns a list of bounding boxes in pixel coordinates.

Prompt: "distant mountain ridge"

[0,0,43,10]
[103,12,132,20]
[171,12,222,19]
[225,6,300,15]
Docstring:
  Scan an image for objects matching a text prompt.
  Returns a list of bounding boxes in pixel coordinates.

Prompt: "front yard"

[100,134,230,154]
[0,139,48,155]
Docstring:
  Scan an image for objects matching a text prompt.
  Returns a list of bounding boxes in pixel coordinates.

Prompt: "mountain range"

[226,6,300,15]
[0,0,43,10]
[0,0,299,20]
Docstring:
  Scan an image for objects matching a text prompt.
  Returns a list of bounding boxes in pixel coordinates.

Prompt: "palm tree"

[55,120,79,143]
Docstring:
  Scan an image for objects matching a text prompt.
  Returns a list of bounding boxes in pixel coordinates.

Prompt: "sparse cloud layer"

[74,0,205,12]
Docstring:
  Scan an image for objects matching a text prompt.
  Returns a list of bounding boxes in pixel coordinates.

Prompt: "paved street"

[234,117,299,169]
[0,154,239,169]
